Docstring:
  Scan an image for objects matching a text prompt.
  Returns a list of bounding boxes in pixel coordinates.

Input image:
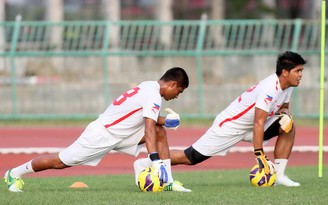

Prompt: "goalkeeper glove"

[149,152,168,183]
[276,112,293,133]
[254,148,276,175]
[164,108,180,130]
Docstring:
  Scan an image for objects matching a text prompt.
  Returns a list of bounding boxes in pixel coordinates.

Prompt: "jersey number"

[113,87,140,105]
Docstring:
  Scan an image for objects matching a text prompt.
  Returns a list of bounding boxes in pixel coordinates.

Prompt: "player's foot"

[164,180,191,192]
[4,169,25,192]
[133,159,144,186]
[275,175,300,187]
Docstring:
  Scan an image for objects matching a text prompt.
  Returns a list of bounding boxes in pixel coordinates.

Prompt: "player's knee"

[292,122,296,132]
[184,146,211,165]
[54,162,69,169]
[279,122,296,137]
[289,123,296,139]
[52,155,69,169]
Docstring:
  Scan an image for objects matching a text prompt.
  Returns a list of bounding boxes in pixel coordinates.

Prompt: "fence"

[0,18,327,120]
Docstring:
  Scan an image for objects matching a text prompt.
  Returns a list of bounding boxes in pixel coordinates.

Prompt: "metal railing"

[0,18,326,119]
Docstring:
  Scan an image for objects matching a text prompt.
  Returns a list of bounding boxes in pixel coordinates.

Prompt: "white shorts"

[59,120,145,166]
[192,117,277,157]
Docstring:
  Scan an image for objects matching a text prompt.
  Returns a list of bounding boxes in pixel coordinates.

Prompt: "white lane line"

[0,146,327,154]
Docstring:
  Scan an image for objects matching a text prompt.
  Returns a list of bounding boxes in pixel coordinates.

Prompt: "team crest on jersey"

[152,103,160,113]
[264,94,273,105]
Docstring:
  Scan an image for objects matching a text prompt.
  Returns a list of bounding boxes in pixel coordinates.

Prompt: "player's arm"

[253,107,275,175]
[144,117,168,182]
[144,117,158,154]
[253,107,267,150]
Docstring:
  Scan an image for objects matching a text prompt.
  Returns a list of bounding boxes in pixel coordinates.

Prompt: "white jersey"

[192,73,294,157]
[216,73,293,132]
[98,81,162,137]
[192,74,292,156]
[59,81,162,166]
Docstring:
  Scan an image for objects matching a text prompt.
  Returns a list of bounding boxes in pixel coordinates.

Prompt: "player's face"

[286,65,304,87]
[164,82,185,101]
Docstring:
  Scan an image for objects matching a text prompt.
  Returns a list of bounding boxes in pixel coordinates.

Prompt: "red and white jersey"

[98,81,162,137]
[215,73,293,131]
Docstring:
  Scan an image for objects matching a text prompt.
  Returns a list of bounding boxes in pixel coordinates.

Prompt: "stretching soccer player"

[4,67,191,192]
[134,51,306,187]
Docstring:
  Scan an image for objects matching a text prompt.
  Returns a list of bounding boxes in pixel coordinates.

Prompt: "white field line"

[0,146,327,154]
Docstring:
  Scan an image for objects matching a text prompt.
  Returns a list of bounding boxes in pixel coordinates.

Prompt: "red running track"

[0,126,327,177]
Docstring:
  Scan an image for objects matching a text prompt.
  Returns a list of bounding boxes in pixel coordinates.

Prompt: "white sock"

[275,159,288,177]
[10,160,35,178]
[163,159,174,183]
[134,158,151,185]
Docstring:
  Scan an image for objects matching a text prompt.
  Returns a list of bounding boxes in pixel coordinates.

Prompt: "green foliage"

[1,166,328,205]
[225,0,275,19]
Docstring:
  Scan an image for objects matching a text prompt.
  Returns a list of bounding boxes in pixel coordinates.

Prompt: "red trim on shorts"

[219,103,255,127]
[104,108,142,128]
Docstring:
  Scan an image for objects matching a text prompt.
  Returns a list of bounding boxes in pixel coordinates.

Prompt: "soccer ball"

[249,164,276,187]
[137,167,164,192]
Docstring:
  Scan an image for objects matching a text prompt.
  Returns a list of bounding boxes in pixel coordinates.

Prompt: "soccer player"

[4,67,191,192]
[134,51,306,187]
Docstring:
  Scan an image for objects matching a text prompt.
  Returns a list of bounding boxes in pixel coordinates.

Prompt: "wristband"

[149,152,160,161]
[254,148,264,156]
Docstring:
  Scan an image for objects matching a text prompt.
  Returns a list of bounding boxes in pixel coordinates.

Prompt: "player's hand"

[151,159,168,183]
[276,112,293,133]
[164,108,180,130]
[254,149,276,175]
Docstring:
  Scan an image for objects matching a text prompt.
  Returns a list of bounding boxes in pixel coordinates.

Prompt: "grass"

[1,165,328,205]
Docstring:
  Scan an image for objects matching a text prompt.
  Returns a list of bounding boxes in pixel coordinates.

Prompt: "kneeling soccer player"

[4,67,191,192]
[135,51,306,187]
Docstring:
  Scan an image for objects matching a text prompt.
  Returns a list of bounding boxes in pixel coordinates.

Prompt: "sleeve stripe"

[104,108,142,128]
[219,103,255,127]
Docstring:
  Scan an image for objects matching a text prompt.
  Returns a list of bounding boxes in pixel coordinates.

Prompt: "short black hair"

[276,51,306,76]
[160,67,189,88]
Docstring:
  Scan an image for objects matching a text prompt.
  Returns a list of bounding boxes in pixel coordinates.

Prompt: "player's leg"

[32,154,69,171]
[11,153,67,176]
[5,120,114,192]
[273,122,295,159]
[170,149,192,165]
[264,120,300,186]
[172,124,240,166]
[4,154,68,192]
[170,146,211,165]
[275,124,300,186]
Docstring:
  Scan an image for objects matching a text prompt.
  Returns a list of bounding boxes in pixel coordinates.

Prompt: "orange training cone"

[69,181,89,188]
